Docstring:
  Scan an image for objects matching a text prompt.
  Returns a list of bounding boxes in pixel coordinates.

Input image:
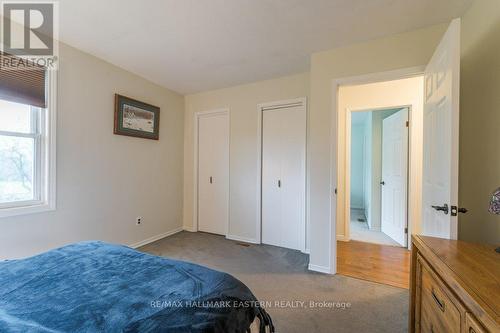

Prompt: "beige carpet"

[140,231,408,333]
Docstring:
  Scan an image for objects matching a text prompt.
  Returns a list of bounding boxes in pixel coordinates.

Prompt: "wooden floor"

[337,240,411,289]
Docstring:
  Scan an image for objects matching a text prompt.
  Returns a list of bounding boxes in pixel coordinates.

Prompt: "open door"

[381,109,409,247]
[422,18,461,239]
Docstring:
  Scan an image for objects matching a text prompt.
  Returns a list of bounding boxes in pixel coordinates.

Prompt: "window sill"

[0,202,55,219]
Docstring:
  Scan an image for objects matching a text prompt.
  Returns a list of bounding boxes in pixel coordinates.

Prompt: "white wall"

[350,124,365,209]
[183,73,309,244]
[0,43,185,260]
[459,0,500,245]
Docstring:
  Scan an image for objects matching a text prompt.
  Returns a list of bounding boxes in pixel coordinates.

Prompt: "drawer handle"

[431,288,445,312]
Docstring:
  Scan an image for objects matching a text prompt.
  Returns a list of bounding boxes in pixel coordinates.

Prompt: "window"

[0,57,56,218]
[0,101,40,204]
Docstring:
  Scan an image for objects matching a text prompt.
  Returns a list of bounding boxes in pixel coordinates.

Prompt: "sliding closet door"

[197,112,229,235]
[262,105,306,251]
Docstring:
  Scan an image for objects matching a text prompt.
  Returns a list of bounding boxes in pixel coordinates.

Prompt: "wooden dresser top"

[412,235,500,328]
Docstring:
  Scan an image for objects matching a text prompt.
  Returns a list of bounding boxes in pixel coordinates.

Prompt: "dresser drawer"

[465,313,487,333]
[419,257,462,333]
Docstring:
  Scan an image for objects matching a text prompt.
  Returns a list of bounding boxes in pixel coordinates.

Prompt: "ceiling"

[58,0,472,94]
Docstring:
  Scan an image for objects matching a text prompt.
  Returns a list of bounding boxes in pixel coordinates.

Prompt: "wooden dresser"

[410,235,500,333]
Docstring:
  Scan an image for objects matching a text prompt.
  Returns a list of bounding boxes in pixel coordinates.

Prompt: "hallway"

[350,209,400,247]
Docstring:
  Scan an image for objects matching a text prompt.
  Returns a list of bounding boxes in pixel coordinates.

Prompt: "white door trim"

[192,108,230,235]
[256,97,307,252]
[330,66,424,275]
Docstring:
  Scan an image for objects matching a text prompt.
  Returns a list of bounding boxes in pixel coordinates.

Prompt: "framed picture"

[114,94,160,140]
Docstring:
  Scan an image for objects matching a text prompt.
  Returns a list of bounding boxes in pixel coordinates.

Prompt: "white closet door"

[198,113,229,235]
[262,105,306,251]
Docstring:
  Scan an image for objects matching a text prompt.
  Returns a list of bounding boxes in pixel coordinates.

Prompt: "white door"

[422,19,461,239]
[197,112,229,235]
[381,109,409,247]
[262,104,306,251]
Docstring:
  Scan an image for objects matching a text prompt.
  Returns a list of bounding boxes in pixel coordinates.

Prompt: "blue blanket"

[0,241,273,333]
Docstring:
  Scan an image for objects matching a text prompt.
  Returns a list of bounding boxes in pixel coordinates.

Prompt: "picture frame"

[114,94,160,140]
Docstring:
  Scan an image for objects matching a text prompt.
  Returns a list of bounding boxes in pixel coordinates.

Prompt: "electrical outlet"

[136,217,143,225]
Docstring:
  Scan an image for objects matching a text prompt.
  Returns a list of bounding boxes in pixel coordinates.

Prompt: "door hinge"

[404,227,408,234]
[406,121,409,127]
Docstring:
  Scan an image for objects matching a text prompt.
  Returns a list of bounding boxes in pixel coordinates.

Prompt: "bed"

[0,241,274,333]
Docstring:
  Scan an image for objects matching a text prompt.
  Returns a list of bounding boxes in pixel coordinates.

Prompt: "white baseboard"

[226,234,260,244]
[308,264,332,274]
[130,227,183,248]
[183,226,196,232]
[336,235,350,241]
[303,248,310,254]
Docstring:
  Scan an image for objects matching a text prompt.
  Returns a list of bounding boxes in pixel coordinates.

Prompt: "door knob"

[380,181,385,185]
[278,179,281,188]
[431,204,449,215]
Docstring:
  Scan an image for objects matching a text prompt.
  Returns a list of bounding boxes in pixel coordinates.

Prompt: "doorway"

[349,107,409,247]
[327,19,461,279]
[335,75,424,288]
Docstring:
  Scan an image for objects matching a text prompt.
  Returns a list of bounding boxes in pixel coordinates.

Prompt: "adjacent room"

[349,107,410,247]
[0,1,499,333]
